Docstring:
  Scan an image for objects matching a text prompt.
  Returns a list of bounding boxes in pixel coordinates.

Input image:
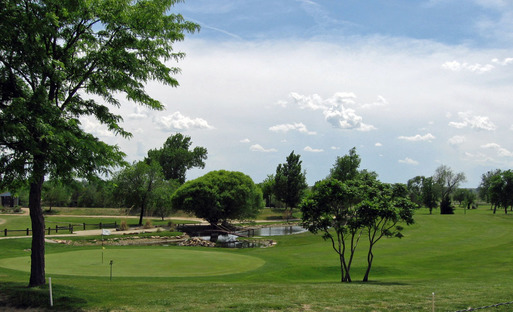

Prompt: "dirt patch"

[0,218,5,225]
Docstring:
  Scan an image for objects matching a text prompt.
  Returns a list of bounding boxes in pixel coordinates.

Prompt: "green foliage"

[172,170,263,226]
[487,170,513,214]
[433,165,466,214]
[329,147,361,182]
[274,151,307,210]
[112,161,164,226]
[146,133,208,184]
[0,0,198,286]
[301,149,416,282]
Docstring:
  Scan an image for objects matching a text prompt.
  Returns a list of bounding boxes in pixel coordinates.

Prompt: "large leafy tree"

[146,133,207,184]
[171,170,263,227]
[274,151,307,213]
[433,165,466,214]
[0,0,198,286]
[112,161,164,226]
[329,147,360,182]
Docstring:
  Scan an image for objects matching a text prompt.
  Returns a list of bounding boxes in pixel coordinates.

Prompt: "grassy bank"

[0,208,512,311]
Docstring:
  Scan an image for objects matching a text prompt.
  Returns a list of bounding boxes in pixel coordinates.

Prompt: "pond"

[197,225,308,248]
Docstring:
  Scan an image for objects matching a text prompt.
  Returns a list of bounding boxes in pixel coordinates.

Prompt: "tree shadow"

[0,281,88,311]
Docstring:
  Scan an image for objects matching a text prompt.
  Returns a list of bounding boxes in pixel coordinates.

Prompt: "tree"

[452,188,467,206]
[433,165,466,214]
[150,179,179,220]
[42,180,70,212]
[407,176,424,206]
[113,161,164,226]
[478,169,502,203]
[146,133,207,184]
[260,174,275,208]
[488,170,513,214]
[329,147,360,182]
[274,151,307,213]
[0,0,198,286]
[300,178,364,282]
[357,183,415,282]
[421,177,438,214]
[171,170,263,227]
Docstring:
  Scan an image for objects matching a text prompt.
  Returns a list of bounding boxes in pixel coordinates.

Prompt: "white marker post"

[432,292,435,312]
[49,277,53,307]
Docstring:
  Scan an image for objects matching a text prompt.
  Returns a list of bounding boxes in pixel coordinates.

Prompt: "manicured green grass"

[1,208,513,311]
[0,248,265,277]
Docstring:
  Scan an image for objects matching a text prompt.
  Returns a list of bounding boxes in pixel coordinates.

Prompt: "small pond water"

[197,226,308,248]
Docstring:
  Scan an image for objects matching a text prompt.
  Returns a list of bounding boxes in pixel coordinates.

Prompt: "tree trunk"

[363,247,374,282]
[138,202,145,226]
[28,176,46,287]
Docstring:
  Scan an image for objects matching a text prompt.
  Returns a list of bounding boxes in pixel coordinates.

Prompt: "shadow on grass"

[0,281,87,311]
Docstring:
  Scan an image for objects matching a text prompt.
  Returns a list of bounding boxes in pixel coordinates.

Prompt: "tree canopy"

[274,151,307,211]
[171,170,263,226]
[300,149,415,283]
[0,0,198,287]
[433,165,466,214]
[146,133,207,184]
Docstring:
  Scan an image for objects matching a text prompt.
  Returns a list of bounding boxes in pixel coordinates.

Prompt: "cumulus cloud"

[80,118,115,137]
[375,142,383,147]
[157,111,214,131]
[398,157,419,165]
[398,133,435,142]
[492,57,513,66]
[286,92,376,131]
[304,146,324,152]
[481,143,513,157]
[127,106,149,120]
[448,135,466,146]
[448,112,496,131]
[240,138,250,143]
[269,122,317,135]
[250,144,277,153]
[442,60,495,73]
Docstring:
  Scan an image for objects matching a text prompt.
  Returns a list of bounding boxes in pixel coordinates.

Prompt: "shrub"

[119,220,129,231]
[143,220,153,229]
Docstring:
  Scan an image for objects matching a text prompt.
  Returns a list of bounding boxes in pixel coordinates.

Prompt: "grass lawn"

[0,207,512,311]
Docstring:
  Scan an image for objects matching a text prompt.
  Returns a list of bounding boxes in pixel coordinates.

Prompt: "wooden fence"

[2,222,118,237]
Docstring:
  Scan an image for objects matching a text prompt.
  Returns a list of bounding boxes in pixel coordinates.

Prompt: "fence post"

[83,223,86,230]
[56,225,59,233]
[26,228,29,236]
[4,229,7,236]
[48,227,51,235]
[100,222,102,229]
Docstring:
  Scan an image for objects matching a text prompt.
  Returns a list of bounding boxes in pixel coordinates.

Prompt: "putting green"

[0,248,265,277]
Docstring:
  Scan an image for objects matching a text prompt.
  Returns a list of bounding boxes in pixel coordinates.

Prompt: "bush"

[167,220,176,231]
[119,220,129,231]
[143,220,153,229]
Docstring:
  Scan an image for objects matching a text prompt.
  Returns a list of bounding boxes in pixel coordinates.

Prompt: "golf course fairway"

[0,248,265,277]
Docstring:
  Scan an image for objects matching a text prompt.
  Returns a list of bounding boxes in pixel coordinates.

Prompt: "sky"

[84,0,513,187]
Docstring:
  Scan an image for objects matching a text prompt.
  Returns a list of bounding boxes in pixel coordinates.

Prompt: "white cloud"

[269,122,316,135]
[398,157,419,165]
[330,146,340,150]
[481,143,513,157]
[250,144,277,153]
[448,112,497,131]
[442,60,495,73]
[286,92,376,131]
[448,135,465,146]
[375,142,383,147]
[398,133,435,142]
[157,111,214,131]
[127,106,149,120]
[80,118,114,137]
[240,138,250,143]
[492,57,513,66]
[304,146,324,153]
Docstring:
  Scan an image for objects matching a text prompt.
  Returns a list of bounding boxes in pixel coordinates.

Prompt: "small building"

[0,192,19,208]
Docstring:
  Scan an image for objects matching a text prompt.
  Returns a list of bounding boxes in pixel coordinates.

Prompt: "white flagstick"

[49,277,53,307]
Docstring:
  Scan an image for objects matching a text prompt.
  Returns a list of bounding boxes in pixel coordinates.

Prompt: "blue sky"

[84,0,513,187]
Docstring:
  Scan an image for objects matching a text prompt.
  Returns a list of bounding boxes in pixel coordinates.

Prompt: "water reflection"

[252,225,307,237]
